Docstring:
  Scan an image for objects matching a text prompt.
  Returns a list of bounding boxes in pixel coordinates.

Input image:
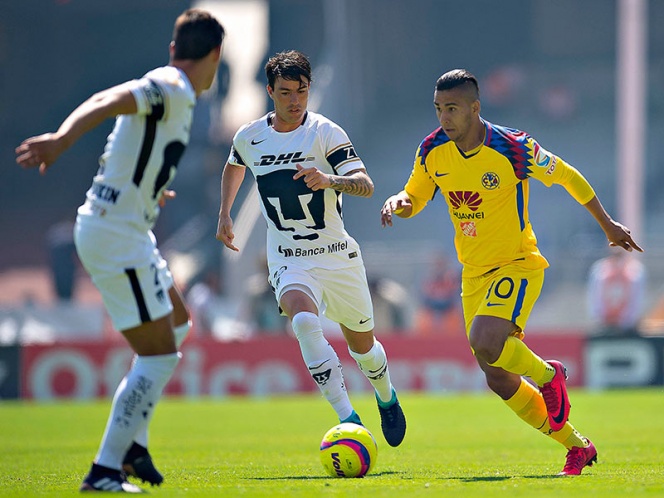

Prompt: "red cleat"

[540,360,571,432]
[559,440,598,476]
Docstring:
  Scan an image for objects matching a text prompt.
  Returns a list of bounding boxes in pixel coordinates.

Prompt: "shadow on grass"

[445,474,561,482]
[248,471,402,481]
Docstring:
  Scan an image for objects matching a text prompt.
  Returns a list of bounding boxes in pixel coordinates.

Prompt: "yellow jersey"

[403,119,596,278]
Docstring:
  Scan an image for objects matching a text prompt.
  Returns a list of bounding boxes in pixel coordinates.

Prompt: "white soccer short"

[269,263,375,332]
[74,221,174,331]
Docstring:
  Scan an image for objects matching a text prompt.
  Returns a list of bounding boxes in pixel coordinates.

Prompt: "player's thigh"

[462,267,544,337]
[75,225,174,332]
[269,264,323,317]
[318,266,374,333]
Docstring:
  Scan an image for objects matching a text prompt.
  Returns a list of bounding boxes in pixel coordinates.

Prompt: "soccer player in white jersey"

[216,50,406,447]
[16,9,225,493]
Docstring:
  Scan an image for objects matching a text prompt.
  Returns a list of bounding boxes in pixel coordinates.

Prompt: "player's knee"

[291,311,323,341]
[469,330,496,362]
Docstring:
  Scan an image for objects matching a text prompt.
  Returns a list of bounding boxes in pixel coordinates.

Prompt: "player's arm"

[582,195,643,252]
[216,162,246,252]
[537,153,643,253]
[293,164,374,197]
[380,191,414,227]
[15,83,138,175]
[329,168,374,197]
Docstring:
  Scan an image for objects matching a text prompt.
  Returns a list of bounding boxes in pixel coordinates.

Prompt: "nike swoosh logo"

[359,317,371,324]
[368,362,387,375]
[251,138,266,145]
[434,171,450,177]
[552,389,567,424]
[486,302,504,307]
[308,359,330,370]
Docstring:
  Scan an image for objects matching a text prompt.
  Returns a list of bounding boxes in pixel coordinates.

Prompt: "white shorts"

[74,221,173,331]
[268,264,374,332]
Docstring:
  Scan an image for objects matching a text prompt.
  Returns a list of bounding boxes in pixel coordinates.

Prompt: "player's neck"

[270,111,306,133]
[456,121,485,153]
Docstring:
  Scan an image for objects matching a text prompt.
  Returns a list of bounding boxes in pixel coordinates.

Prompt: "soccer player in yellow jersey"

[381,69,643,475]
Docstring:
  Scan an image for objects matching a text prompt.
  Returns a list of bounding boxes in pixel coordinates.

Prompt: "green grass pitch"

[2,388,663,497]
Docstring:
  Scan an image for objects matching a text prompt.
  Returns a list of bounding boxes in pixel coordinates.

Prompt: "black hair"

[265,50,312,89]
[172,9,225,61]
[435,69,480,100]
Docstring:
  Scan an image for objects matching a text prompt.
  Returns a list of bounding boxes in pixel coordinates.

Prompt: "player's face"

[202,45,223,93]
[268,76,310,131]
[434,88,480,146]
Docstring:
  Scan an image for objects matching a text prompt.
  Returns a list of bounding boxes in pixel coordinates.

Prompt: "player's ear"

[266,84,274,100]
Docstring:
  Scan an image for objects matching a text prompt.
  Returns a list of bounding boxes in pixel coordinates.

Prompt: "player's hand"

[216,214,239,252]
[605,220,644,252]
[293,163,331,191]
[381,194,412,227]
[158,190,176,208]
[15,133,67,175]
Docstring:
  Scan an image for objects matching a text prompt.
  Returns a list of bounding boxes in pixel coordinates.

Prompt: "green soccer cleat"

[376,390,406,447]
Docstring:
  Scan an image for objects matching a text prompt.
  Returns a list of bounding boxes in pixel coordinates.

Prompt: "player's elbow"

[365,178,375,198]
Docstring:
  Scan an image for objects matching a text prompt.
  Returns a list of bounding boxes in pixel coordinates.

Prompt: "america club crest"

[481,172,500,190]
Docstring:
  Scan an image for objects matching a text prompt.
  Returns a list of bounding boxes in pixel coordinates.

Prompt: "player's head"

[265,50,312,131]
[170,9,225,95]
[172,9,225,61]
[435,69,480,101]
[434,69,482,145]
[265,50,312,90]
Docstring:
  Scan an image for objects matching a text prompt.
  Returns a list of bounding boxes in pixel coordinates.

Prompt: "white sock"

[131,322,190,449]
[95,353,181,469]
[291,312,354,421]
[349,340,394,403]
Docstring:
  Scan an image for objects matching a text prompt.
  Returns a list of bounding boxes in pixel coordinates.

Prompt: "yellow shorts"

[461,266,544,338]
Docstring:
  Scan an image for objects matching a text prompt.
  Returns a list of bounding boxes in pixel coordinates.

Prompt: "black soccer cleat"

[80,463,145,493]
[376,390,407,447]
[122,442,164,486]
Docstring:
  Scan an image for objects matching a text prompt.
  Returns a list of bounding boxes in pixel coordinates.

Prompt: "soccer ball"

[319,422,378,478]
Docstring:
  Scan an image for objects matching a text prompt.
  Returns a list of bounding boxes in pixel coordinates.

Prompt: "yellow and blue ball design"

[319,423,378,478]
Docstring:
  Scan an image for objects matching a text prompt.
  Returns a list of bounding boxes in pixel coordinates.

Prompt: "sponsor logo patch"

[460,221,477,237]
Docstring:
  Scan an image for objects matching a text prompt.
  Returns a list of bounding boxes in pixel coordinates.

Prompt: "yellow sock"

[504,377,550,433]
[553,426,588,450]
[489,336,555,386]
[505,378,588,449]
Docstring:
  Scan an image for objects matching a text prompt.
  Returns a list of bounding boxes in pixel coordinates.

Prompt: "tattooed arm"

[328,168,374,197]
[293,165,374,198]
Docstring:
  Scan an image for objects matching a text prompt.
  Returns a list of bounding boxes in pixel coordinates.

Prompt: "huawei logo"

[448,191,483,211]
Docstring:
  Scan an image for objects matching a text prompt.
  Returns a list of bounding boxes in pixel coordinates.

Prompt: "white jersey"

[77,66,196,238]
[228,111,365,271]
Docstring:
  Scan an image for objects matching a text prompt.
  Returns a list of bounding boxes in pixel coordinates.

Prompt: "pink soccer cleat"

[540,360,571,432]
[559,440,598,476]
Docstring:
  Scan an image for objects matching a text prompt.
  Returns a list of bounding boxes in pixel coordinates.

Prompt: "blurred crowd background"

[2,0,663,343]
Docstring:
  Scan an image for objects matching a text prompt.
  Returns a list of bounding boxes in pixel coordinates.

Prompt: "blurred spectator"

[414,253,463,336]
[640,289,664,336]
[368,276,409,333]
[241,254,289,335]
[483,65,526,107]
[538,84,577,121]
[46,218,78,302]
[587,248,646,336]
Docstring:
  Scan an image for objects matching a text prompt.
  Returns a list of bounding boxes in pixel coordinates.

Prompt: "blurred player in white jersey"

[16,9,225,493]
[216,50,406,447]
